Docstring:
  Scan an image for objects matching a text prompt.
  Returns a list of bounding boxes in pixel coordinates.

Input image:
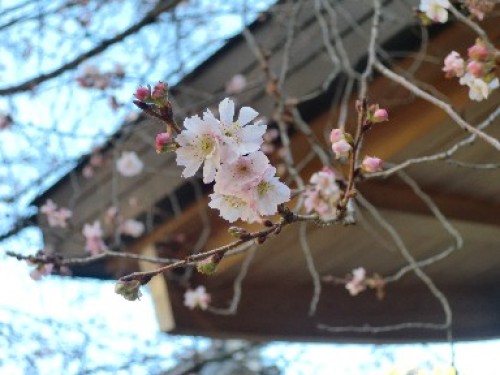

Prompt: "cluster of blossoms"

[183,285,211,310]
[40,199,73,228]
[175,98,290,223]
[116,151,144,177]
[82,221,108,255]
[443,39,499,101]
[464,0,496,20]
[75,64,125,90]
[303,168,341,220]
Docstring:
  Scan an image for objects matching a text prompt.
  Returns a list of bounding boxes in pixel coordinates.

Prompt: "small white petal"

[238,106,259,125]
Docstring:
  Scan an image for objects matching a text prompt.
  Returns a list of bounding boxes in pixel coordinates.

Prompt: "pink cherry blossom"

[252,167,291,216]
[442,51,465,78]
[303,168,341,220]
[459,73,498,101]
[309,167,338,196]
[120,219,145,237]
[225,74,247,94]
[82,165,94,178]
[215,98,267,157]
[419,0,450,23]
[331,139,352,159]
[175,114,224,183]
[116,151,143,177]
[183,285,211,310]
[329,129,344,144]
[40,199,72,228]
[214,151,270,193]
[209,192,259,223]
[40,199,57,215]
[82,221,107,255]
[361,156,383,173]
[346,267,366,296]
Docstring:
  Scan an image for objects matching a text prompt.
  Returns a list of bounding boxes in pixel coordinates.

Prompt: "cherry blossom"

[346,267,366,296]
[116,151,143,177]
[465,0,495,20]
[372,108,389,123]
[225,74,247,94]
[119,219,145,238]
[459,73,499,101]
[215,98,266,157]
[252,166,291,216]
[303,168,341,220]
[175,114,224,183]
[419,0,450,23]
[40,199,73,228]
[443,51,465,78]
[214,151,270,193]
[183,285,211,310]
[361,156,383,173]
[209,191,260,223]
[82,221,107,255]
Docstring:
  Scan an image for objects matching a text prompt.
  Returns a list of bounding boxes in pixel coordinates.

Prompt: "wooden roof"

[35,1,500,342]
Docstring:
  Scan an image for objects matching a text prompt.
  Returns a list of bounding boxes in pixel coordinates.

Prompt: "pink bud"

[135,86,150,101]
[361,156,383,173]
[466,60,484,78]
[155,132,171,153]
[331,139,352,159]
[329,129,344,144]
[468,43,489,61]
[373,108,388,123]
[151,81,167,99]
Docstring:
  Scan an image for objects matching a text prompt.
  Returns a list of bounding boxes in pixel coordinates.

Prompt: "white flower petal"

[238,106,259,125]
[219,98,235,126]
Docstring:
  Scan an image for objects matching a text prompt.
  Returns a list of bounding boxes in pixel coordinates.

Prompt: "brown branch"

[0,0,183,96]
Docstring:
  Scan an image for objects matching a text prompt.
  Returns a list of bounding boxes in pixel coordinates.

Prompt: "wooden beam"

[358,180,500,227]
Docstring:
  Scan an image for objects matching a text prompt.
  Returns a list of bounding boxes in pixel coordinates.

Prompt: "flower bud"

[372,108,388,123]
[196,257,218,275]
[134,86,150,101]
[361,156,383,173]
[151,81,167,100]
[329,128,344,144]
[466,60,484,78]
[468,42,489,61]
[332,139,352,159]
[115,279,142,301]
[155,132,171,154]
